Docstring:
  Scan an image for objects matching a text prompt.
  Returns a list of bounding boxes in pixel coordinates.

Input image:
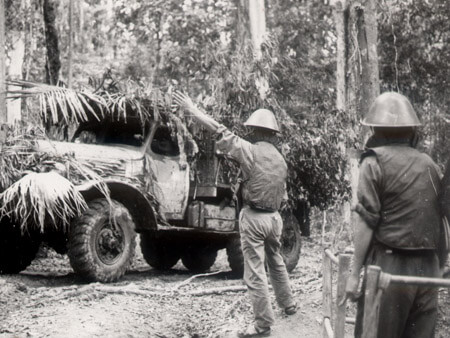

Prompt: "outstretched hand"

[173,91,196,113]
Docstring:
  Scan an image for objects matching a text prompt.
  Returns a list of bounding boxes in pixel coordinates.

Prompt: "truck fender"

[76,180,158,232]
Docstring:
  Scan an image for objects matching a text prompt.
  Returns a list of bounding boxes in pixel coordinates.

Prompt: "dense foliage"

[3,0,448,209]
[377,0,449,166]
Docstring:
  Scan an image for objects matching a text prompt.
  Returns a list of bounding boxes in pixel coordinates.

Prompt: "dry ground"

[0,229,448,338]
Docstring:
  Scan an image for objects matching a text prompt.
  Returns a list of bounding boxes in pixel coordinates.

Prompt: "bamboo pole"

[335,254,351,338]
[389,274,450,288]
[346,317,356,324]
[325,248,339,265]
[321,210,327,245]
[324,317,334,338]
[322,251,333,338]
[362,265,381,338]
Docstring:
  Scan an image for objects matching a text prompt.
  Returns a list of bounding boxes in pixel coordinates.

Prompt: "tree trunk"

[105,0,114,60]
[332,0,347,111]
[78,0,84,52]
[68,0,74,88]
[7,30,25,122]
[233,0,249,51]
[43,0,61,85]
[248,0,269,100]
[332,0,380,229]
[359,0,379,137]
[347,0,379,143]
[248,0,266,60]
[0,0,6,124]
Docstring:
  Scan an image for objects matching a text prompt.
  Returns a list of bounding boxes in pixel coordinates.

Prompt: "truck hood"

[35,140,144,162]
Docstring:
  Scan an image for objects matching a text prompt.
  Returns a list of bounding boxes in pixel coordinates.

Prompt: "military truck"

[0,81,301,282]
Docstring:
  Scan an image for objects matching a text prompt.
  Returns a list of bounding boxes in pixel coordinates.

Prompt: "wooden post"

[335,254,351,338]
[322,251,333,337]
[362,265,381,338]
[0,0,6,124]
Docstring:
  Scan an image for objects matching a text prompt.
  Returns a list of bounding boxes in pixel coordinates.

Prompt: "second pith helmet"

[362,92,422,127]
[244,109,280,132]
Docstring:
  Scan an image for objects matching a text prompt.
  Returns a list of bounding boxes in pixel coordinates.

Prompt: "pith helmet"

[244,109,280,132]
[362,92,422,127]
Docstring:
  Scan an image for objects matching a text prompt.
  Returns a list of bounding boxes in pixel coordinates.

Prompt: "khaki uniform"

[215,125,295,328]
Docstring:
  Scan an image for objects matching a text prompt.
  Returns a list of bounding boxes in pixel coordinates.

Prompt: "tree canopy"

[2,0,448,210]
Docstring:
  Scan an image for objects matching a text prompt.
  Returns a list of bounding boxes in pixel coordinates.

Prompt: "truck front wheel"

[68,198,136,283]
[0,218,40,274]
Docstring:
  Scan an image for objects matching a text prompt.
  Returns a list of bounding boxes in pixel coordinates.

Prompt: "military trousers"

[355,242,439,338]
[239,207,295,328]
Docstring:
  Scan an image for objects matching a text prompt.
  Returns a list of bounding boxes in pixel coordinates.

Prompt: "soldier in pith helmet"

[174,92,296,338]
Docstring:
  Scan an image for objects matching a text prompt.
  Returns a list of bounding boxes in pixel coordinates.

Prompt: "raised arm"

[173,91,220,133]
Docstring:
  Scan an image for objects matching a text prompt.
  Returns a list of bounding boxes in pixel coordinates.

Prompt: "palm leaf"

[6,80,106,124]
[0,172,87,233]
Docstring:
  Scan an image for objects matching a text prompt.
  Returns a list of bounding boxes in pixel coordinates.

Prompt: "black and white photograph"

[0,0,448,337]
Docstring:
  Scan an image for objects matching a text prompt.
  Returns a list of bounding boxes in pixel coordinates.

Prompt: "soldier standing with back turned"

[345,92,444,338]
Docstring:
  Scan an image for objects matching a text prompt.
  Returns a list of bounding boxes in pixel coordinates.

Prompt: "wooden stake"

[322,250,333,338]
[362,265,381,338]
[335,254,351,338]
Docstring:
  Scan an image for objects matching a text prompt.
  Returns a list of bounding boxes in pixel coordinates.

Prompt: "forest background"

[2,0,449,229]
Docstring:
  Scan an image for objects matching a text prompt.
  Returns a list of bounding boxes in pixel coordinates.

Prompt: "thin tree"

[43,0,61,85]
[0,0,6,124]
[331,0,380,226]
[233,0,249,51]
[68,0,74,88]
[248,0,268,99]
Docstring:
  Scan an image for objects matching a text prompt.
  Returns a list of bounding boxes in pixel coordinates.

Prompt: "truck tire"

[226,238,244,277]
[0,219,40,274]
[280,211,302,273]
[181,247,217,272]
[140,233,180,270]
[68,198,136,283]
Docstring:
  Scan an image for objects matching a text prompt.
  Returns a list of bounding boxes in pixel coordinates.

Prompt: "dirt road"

[0,233,448,338]
[0,235,327,338]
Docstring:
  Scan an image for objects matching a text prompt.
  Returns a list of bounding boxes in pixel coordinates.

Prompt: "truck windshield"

[73,118,149,147]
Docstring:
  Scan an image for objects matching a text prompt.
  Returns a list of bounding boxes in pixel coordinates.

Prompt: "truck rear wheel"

[0,219,40,274]
[181,246,217,272]
[140,233,181,270]
[68,198,136,283]
[226,238,244,277]
[280,211,302,272]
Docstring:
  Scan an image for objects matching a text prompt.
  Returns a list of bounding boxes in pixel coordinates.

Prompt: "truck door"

[146,125,189,220]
